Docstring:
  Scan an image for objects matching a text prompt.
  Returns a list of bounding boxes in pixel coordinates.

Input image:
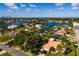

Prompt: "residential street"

[0,43,31,56]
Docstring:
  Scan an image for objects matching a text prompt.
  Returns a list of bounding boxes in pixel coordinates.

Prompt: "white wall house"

[35,24,41,29]
[8,25,17,29]
[73,22,79,27]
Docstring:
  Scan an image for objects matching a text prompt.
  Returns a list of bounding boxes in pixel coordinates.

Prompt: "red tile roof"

[42,39,61,51]
[54,29,66,36]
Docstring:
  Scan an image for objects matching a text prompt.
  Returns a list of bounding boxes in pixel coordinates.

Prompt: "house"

[73,22,79,27]
[53,28,66,39]
[73,22,79,29]
[23,23,27,27]
[54,28,66,36]
[25,28,28,31]
[40,38,61,54]
[4,29,19,36]
[35,24,41,29]
[8,25,17,29]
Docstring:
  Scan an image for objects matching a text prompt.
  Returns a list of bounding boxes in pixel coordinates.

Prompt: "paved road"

[73,27,79,48]
[0,44,30,56]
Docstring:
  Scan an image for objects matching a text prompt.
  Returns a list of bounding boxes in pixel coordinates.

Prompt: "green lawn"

[76,48,79,56]
[65,42,76,56]
[0,53,12,56]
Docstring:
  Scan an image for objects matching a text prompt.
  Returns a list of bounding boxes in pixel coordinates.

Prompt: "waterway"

[0,20,69,33]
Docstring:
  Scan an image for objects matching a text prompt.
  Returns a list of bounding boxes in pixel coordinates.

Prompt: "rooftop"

[42,38,61,51]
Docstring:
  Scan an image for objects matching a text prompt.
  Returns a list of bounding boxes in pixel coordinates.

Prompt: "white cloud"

[25,8,32,12]
[55,3,64,6]
[71,3,79,10]
[33,8,40,12]
[45,9,53,17]
[48,9,53,13]
[72,6,79,10]
[29,4,37,8]
[55,3,64,10]
[71,3,79,7]
[4,3,19,10]
[7,9,13,13]
[20,4,26,8]
[59,7,64,10]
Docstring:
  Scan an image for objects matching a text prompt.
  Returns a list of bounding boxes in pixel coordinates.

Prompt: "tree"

[24,34,43,55]
[0,35,11,42]
[12,31,31,46]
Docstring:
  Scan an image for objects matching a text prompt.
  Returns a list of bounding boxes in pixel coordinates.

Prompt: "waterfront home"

[54,28,66,36]
[40,38,61,54]
[23,23,27,27]
[35,24,41,29]
[8,25,17,29]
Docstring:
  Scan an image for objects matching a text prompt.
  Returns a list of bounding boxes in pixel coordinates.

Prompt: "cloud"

[59,7,64,10]
[71,3,79,10]
[4,3,19,10]
[55,3,64,6]
[71,3,79,7]
[29,4,37,8]
[48,9,53,13]
[25,4,38,12]
[72,6,79,10]
[20,3,26,8]
[7,9,13,13]
[55,3,64,10]
[33,8,40,12]
[25,8,32,12]
[45,9,53,17]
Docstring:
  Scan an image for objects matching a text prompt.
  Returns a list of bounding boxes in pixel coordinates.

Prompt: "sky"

[0,3,79,18]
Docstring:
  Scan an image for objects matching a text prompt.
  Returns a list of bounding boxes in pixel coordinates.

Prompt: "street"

[0,44,31,56]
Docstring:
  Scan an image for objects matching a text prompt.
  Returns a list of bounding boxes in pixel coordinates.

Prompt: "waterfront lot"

[0,18,78,56]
